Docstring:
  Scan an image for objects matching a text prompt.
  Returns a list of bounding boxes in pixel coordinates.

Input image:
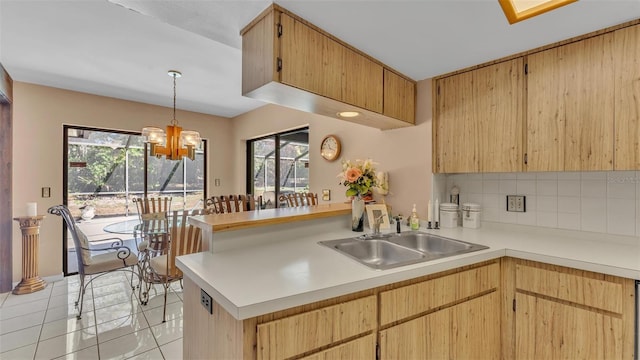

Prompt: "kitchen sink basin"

[332,239,426,269]
[386,233,477,254]
[319,232,488,270]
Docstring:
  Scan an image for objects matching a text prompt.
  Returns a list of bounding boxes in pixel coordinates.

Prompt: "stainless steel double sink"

[318,232,488,270]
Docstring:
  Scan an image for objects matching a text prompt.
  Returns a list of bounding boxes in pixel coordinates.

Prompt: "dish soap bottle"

[410,204,420,230]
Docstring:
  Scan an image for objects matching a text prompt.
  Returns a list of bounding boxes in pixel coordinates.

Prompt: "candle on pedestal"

[27,202,37,217]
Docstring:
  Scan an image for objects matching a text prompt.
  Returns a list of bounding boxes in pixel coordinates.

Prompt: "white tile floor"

[0,272,184,359]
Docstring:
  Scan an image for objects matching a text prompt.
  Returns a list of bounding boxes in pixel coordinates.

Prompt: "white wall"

[12,82,233,280]
[438,171,640,236]
[231,79,433,220]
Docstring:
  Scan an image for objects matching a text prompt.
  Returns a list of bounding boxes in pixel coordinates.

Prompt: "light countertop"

[176,221,640,320]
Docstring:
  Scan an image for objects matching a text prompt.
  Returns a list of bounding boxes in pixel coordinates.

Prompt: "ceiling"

[1,0,639,119]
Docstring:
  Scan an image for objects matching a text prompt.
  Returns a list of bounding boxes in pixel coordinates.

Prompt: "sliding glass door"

[64,125,206,275]
[247,127,309,207]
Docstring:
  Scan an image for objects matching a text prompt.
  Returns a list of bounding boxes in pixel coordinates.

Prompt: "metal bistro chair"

[138,209,205,322]
[48,205,139,319]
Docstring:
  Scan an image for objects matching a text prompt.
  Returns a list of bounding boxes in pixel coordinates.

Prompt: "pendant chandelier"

[142,70,201,161]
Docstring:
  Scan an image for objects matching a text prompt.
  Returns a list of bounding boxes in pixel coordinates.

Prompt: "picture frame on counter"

[366,204,390,230]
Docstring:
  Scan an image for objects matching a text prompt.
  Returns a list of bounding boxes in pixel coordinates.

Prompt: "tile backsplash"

[434,171,640,237]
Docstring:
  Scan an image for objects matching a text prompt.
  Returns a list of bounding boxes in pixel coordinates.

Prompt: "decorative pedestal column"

[12,215,46,294]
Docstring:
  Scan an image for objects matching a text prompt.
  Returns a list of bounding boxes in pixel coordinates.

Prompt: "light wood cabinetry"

[299,334,375,360]
[256,295,376,359]
[241,5,415,130]
[502,258,636,360]
[380,291,500,360]
[183,257,635,359]
[433,20,640,173]
[527,33,615,171]
[384,69,415,123]
[614,24,640,170]
[434,58,523,173]
[279,13,343,102]
[342,47,383,113]
[379,262,501,359]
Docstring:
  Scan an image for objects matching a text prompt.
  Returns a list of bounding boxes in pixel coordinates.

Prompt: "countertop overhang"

[188,203,351,232]
[177,221,640,321]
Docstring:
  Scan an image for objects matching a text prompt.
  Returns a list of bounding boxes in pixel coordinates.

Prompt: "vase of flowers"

[338,159,380,232]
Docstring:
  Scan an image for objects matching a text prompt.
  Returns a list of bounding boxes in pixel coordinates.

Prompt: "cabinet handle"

[277,23,283,38]
[277,58,282,72]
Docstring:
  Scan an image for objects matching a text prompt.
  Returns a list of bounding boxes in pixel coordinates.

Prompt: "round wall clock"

[320,134,341,161]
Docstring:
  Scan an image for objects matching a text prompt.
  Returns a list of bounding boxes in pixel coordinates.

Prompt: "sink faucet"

[373,214,386,235]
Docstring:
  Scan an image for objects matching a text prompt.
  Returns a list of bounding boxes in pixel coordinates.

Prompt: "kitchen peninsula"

[178,208,639,359]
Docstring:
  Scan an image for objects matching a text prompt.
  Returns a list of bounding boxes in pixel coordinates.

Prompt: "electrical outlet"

[200,288,213,314]
[506,195,526,212]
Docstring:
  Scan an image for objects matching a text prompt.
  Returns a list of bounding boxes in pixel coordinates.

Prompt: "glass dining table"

[103,217,181,235]
[103,218,143,235]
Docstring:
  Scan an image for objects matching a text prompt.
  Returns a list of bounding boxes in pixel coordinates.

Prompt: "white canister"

[439,202,459,228]
[462,203,482,229]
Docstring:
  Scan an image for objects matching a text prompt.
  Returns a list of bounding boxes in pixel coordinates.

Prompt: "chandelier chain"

[172,72,178,125]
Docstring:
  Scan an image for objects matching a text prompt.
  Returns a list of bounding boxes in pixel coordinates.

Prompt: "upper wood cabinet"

[526,33,615,172]
[433,20,640,173]
[241,5,415,130]
[613,24,640,170]
[279,13,344,102]
[384,69,415,123]
[434,58,524,173]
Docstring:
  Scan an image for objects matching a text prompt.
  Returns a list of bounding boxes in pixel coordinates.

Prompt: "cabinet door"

[257,295,376,360]
[380,291,500,360]
[527,33,614,171]
[614,24,640,170]
[343,48,383,113]
[476,58,524,172]
[515,292,623,359]
[434,71,478,173]
[279,13,343,100]
[384,69,415,124]
[299,334,375,360]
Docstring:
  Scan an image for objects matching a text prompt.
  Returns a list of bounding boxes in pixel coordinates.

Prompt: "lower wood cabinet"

[380,291,500,360]
[183,257,635,360]
[504,258,636,360]
[299,334,375,360]
[256,295,376,359]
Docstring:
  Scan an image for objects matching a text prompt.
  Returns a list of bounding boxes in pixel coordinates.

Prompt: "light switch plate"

[42,187,50,198]
[506,195,526,212]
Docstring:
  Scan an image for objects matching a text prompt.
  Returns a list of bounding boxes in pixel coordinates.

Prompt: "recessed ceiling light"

[337,111,360,118]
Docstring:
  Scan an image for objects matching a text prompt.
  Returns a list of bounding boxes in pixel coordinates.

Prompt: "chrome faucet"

[373,214,385,235]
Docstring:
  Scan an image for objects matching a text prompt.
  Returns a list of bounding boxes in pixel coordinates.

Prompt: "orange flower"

[345,167,362,183]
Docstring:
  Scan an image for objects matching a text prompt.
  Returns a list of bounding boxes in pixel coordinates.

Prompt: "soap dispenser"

[410,204,420,230]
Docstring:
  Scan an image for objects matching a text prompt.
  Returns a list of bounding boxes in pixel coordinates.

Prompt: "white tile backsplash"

[440,171,640,236]
[581,180,607,197]
[557,180,581,196]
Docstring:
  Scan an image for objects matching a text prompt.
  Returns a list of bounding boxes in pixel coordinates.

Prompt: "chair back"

[279,192,318,207]
[133,196,172,220]
[166,209,205,278]
[205,194,261,213]
[48,205,87,277]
